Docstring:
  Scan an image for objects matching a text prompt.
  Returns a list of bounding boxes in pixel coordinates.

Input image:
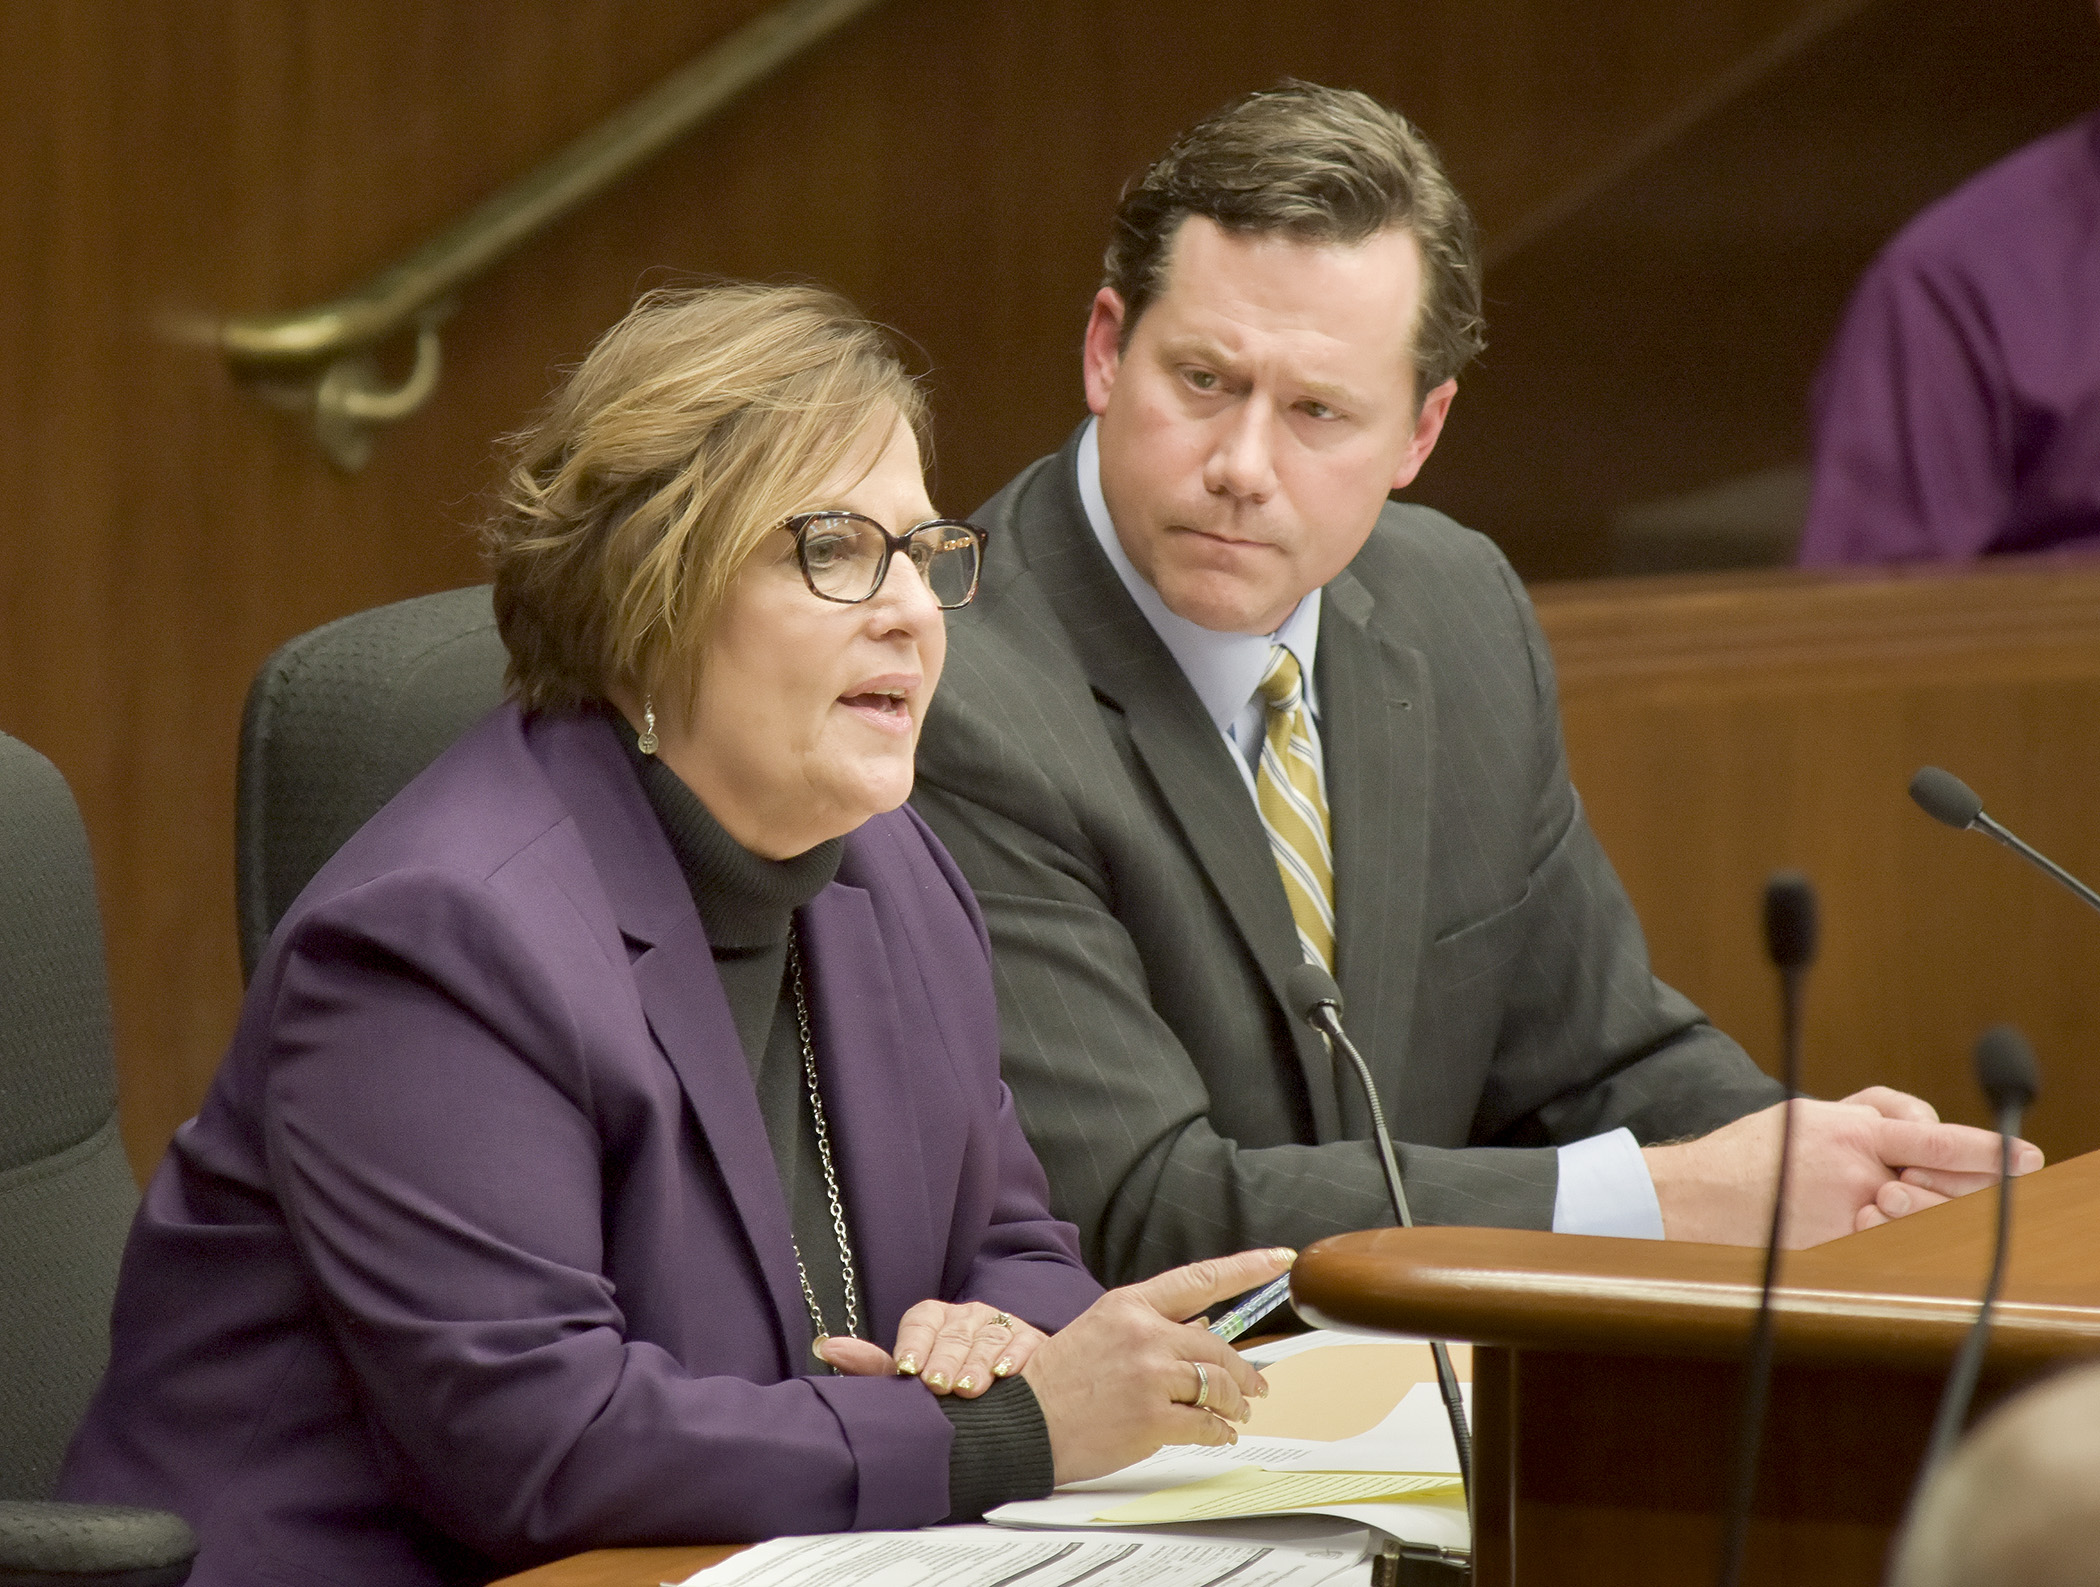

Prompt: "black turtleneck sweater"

[619,721,1053,1522]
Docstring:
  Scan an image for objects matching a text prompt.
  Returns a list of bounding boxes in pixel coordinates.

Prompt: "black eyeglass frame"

[777,511,988,610]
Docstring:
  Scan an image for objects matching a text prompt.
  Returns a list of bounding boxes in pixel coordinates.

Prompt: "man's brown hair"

[483,282,924,723]
[1102,80,1486,401]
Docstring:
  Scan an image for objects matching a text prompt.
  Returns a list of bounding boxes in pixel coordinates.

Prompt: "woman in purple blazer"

[61,285,1292,1586]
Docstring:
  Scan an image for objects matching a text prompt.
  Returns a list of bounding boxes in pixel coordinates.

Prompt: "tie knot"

[1258,647,1304,713]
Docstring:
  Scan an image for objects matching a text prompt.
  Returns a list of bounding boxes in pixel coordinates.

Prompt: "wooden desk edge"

[491,1543,743,1587]
[1293,1151,2100,1372]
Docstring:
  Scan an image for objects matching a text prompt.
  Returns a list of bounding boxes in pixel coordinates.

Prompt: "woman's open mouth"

[839,689,914,729]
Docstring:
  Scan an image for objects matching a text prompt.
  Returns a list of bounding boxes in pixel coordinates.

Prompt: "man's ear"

[1388,378,1457,491]
[1081,289,1128,417]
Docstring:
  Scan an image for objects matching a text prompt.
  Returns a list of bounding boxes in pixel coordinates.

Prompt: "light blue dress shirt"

[1074,420,1664,1240]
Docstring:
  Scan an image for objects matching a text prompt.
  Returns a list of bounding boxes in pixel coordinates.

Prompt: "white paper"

[1237,1327,1439,1367]
[987,1331,1472,1554]
[674,1522,1371,1586]
[1265,1382,1471,1473]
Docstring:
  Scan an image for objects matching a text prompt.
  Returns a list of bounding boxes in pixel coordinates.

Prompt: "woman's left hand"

[815,1301,1046,1397]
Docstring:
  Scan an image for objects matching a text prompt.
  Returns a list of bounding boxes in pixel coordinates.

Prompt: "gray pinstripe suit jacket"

[912,429,1781,1283]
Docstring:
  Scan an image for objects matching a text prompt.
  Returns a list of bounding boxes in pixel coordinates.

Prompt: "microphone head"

[1910,766,1984,830]
[1762,872,1818,970]
[1974,1024,2041,1115]
[1283,962,1344,1027]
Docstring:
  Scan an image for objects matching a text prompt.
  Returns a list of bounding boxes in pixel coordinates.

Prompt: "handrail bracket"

[233,306,451,472]
[209,0,887,472]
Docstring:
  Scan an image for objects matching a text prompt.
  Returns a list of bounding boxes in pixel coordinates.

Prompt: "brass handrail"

[220,0,888,469]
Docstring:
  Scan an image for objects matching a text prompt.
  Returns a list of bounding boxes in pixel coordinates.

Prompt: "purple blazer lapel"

[527,709,808,1364]
[798,882,938,1344]
[628,918,810,1361]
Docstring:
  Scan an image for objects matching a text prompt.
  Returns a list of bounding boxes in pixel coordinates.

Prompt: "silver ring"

[1192,1362,1211,1410]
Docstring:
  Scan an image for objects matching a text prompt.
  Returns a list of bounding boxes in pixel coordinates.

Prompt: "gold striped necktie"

[1255,646,1335,972]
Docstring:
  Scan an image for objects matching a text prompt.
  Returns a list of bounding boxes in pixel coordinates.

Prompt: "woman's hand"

[815,1301,1048,1396]
[1023,1247,1296,1485]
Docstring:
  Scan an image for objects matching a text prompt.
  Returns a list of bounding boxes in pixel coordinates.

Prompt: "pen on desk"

[1208,1274,1294,1343]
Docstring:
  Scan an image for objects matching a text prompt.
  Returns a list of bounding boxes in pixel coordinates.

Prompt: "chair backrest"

[0,733,140,1500]
[235,586,508,980]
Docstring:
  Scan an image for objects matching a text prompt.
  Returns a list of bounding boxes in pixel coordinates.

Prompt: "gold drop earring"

[637,698,659,756]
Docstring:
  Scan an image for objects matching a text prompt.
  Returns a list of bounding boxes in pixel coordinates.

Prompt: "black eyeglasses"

[779,512,987,610]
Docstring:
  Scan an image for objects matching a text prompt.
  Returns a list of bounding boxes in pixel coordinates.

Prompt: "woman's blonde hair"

[483,282,926,719]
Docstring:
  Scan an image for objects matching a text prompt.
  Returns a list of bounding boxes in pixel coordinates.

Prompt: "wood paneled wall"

[1417,0,2100,578]
[1537,560,2100,1163]
[0,0,2073,1173]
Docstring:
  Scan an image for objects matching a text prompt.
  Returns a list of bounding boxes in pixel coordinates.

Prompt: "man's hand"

[1643,1088,2043,1247]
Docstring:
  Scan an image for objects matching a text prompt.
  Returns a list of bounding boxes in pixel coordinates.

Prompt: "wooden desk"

[1293,1148,2100,1586]
[492,1544,741,1586]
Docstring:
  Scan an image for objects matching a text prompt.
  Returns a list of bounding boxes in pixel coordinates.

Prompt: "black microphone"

[1909,767,2100,916]
[1717,873,1819,1587]
[1282,963,1474,1500]
[1912,1025,2041,1497]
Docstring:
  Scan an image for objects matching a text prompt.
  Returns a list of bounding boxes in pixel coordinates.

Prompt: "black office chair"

[0,732,195,1585]
[235,585,508,979]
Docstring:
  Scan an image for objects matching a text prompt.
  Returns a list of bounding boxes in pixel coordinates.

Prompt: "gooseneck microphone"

[1909,767,2100,916]
[1913,1025,2041,1497]
[1282,963,1474,1499]
[1716,873,1819,1587]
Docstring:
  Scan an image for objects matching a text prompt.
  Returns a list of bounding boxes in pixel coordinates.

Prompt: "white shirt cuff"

[1551,1128,1664,1239]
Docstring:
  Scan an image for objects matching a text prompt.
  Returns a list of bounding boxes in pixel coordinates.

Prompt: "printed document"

[676,1520,1372,1586]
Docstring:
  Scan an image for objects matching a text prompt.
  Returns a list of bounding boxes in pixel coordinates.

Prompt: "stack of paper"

[678,1331,1469,1584]
[988,1330,1471,1553]
[680,1520,1374,1586]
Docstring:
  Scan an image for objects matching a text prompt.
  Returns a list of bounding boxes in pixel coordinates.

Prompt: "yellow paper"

[1093,1465,1464,1525]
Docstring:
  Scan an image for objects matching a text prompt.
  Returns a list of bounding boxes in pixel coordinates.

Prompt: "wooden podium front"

[1292,1150,2100,1586]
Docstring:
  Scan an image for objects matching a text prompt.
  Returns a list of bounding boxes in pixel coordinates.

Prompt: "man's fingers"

[1127,1248,1296,1324]
[1841,1086,1939,1123]
[1899,1166,2003,1199]
[1875,1179,1952,1221]
[1872,1117,2024,1175]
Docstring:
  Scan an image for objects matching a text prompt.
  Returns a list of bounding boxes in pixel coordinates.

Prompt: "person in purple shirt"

[59,283,1289,1586]
[1799,103,2100,565]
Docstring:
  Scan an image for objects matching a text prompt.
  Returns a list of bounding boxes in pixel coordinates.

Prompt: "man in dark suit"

[913,82,2027,1284]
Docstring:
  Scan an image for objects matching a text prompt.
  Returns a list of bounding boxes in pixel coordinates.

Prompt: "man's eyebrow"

[1158,336,1364,408]
[1293,377,1359,409]
[1158,333,1242,372]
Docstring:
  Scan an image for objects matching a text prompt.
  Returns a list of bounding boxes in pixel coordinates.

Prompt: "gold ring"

[1192,1362,1211,1410]
[990,1312,1013,1330]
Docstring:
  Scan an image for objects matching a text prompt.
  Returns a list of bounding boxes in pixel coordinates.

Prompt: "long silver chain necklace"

[786,933,863,1345]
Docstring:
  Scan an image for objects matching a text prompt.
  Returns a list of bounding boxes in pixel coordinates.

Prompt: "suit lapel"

[1319,569,1433,1136]
[1010,439,1345,1142]
[628,922,810,1356]
[530,712,808,1363]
